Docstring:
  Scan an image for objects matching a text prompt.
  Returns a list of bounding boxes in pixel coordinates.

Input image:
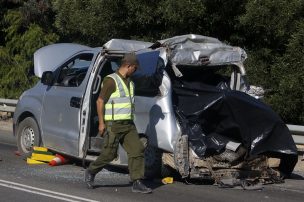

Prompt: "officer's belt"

[106,120,133,125]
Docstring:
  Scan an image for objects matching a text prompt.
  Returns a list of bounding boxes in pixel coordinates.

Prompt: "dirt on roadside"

[0,111,13,130]
[0,120,13,131]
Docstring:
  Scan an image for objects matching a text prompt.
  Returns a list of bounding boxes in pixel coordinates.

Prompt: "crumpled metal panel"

[155,34,247,66]
[158,34,222,45]
[103,39,153,52]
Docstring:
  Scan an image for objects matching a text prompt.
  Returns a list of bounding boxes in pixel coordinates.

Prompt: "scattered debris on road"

[14,151,21,156]
[162,177,173,184]
[49,154,69,166]
[27,146,54,164]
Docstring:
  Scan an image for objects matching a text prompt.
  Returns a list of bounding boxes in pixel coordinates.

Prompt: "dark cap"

[122,52,139,68]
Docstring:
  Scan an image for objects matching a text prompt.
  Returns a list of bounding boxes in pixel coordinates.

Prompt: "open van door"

[40,52,96,156]
[80,49,175,164]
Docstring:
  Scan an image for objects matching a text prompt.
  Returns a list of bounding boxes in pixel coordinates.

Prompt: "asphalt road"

[1,127,304,202]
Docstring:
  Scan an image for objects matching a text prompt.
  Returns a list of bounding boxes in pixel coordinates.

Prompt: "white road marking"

[0,179,99,202]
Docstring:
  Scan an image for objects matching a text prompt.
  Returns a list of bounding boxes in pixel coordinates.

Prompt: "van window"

[132,51,164,97]
[170,65,231,88]
[98,54,164,97]
[56,53,94,87]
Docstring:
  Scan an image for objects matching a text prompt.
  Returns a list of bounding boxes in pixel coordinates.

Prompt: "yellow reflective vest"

[104,73,134,121]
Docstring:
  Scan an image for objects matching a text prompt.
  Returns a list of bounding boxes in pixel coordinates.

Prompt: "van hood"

[34,43,96,78]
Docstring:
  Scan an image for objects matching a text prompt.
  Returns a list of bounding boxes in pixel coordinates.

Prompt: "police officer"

[85,52,152,194]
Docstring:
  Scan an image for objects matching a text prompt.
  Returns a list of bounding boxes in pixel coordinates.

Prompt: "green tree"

[0,0,303,124]
[268,21,304,124]
[0,0,59,98]
[53,0,250,44]
[0,0,23,46]
[240,0,303,51]
[53,0,126,45]
[52,0,207,44]
[239,0,304,123]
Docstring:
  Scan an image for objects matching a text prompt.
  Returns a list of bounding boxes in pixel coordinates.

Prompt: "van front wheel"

[17,117,41,157]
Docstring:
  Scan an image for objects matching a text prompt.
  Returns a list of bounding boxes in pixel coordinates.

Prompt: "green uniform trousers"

[88,121,145,181]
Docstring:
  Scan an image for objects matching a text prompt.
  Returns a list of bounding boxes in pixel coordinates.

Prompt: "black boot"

[132,180,152,194]
[84,169,96,189]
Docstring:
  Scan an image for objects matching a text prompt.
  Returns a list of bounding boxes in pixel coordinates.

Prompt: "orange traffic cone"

[49,154,68,166]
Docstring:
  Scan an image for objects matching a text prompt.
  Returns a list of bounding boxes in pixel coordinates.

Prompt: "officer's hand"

[98,122,106,137]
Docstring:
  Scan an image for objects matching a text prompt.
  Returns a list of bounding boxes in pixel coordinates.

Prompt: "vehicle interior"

[56,53,94,87]
[87,58,117,153]
[167,64,242,117]
[87,55,164,154]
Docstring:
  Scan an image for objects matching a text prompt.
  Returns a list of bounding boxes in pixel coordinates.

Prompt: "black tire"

[161,161,181,179]
[17,117,41,157]
[161,162,173,178]
[144,145,162,179]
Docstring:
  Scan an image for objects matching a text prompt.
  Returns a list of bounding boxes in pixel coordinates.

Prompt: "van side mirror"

[41,71,54,86]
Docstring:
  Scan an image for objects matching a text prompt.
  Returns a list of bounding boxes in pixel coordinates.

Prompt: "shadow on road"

[289,173,304,180]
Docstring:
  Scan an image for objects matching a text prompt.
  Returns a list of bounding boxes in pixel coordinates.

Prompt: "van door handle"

[93,75,101,94]
[70,97,82,108]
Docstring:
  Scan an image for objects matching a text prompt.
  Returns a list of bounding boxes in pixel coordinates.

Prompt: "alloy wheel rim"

[21,126,35,152]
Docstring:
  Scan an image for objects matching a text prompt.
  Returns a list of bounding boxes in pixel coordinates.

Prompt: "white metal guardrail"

[0,98,304,145]
[287,125,304,145]
[0,98,18,113]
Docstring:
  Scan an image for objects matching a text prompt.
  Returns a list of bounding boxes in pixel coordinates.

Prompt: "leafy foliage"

[268,21,304,124]
[52,0,207,43]
[239,0,304,124]
[0,0,303,124]
[0,1,59,98]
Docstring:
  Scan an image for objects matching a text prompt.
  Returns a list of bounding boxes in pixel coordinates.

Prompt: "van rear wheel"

[161,162,174,178]
[17,117,41,157]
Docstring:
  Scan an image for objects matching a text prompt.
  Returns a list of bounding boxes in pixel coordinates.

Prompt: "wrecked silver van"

[13,34,297,185]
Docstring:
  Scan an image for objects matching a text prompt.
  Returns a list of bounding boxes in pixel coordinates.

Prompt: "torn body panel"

[134,72,180,152]
[167,65,297,179]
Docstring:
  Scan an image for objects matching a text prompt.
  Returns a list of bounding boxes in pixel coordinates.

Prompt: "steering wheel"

[75,72,86,86]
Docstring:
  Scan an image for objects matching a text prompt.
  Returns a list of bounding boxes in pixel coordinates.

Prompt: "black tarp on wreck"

[169,67,298,176]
